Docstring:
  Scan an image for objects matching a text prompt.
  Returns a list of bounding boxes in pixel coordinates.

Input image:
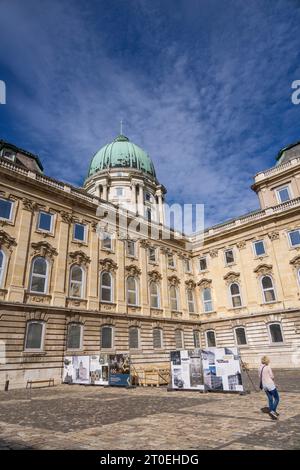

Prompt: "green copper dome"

[88,135,156,178]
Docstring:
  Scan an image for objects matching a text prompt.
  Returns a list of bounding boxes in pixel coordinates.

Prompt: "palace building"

[0,135,300,388]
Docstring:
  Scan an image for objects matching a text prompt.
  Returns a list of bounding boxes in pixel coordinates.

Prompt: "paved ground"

[0,370,300,450]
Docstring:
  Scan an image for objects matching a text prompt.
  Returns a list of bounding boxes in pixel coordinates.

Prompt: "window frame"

[167,253,175,268]
[66,323,83,351]
[69,264,85,299]
[175,329,184,349]
[100,271,113,303]
[129,326,140,350]
[170,285,179,311]
[224,248,235,266]
[253,239,266,257]
[101,325,114,350]
[0,197,13,222]
[150,281,160,309]
[202,287,213,313]
[0,249,6,287]
[205,329,216,348]
[234,326,248,346]
[261,275,276,304]
[193,330,201,348]
[29,257,49,294]
[199,256,208,272]
[24,320,45,352]
[37,210,54,233]
[276,184,292,204]
[126,240,136,257]
[73,222,87,243]
[115,187,124,197]
[126,276,139,306]
[186,288,195,313]
[288,229,300,248]
[148,247,156,263]
[153,328,163,349]
[268,322,284,344]
[102,232,113,251]
[229,282,243,308]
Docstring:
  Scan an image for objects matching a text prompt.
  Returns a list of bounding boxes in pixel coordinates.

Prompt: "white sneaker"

[269,411,278,420]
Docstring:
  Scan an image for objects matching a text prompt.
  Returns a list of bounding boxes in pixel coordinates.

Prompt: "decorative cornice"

[25,310,49,322]
[197,278,212,288]
[99,257,118,272]
[128,319,142,328]
[236,240,246,250]
[60,211,74,224]
[0,230,17,250]
[253,263,273,276]
[223,271,240,284]
[168,274,180,286]
[31,241,58,259]
[185,279,196,289]
[69,250,91,266]
[125,264,142,277]
[22,198,39,213]
[148,269,162,282]
[209,249,218,258]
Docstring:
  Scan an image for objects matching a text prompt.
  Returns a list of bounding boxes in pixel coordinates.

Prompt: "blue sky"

[1,0,300,228]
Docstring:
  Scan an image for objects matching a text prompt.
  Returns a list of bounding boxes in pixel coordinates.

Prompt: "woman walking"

[259,356,280,420]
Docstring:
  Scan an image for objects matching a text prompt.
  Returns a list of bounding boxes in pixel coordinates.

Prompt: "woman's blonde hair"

[261,355,270,365]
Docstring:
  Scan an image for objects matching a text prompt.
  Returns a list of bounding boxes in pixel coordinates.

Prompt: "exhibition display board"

[170,347,244,393]
[63,354,109,386]
[89,354,109,386]
[170,349,204,391]
[108,354,130,387]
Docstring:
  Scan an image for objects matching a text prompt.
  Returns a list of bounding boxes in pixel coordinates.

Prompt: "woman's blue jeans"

[265,388,280,412]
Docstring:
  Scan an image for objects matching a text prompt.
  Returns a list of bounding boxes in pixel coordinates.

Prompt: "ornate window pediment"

[209,249,218,258]
[148,270,162,282]
[99,258,118,272]
[268,231,279,241]
[290,255,300,268]
[223,271,240,284]
[168,274,180,286]
[236,240,246,250]
[31,241,58,259]
[0,230,17,250]
[22,198,40,213]
[66,313,85,325]
[197,278,212,288]
[60,211,74,224]
[185,279,196,289]
[125,264,141,277]
[253,263,273,276]
[25,311,49,322]
[68,250,91,266]
[129,319,141,328]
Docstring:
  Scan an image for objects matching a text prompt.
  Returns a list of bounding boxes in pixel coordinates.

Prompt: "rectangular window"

[185,258,191,272]
[269,323,283,343]
[288,229,300,247]
[115,187,123,196]
[175,330,184,349]
[126,240,136,257]
[276,185,291,203]
[0,198,13,221]
[199,257,207,271]
[25,321,44,350]
[206,330,216,347]
[129,327,139,349]
[101,326,113,349]
[253,240,265,257]
[167,253,175,268]
[1,149,15,161]
[37,211,53,232]
[193,330,200,348]
[224,249,234,265]
[153,328,163,349]
[102,233,112,250]
[149,247,156,262]
[235,327,247,346]
[73,223,86,242]
[145,192,151,202]
[67,323,82,350]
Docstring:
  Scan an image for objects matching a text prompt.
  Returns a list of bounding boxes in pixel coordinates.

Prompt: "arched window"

[230,283,242,308]
[187,289,195,313]
[153,328,163,349]
[235,327,247,346]
[127,276,138,306]
[0,249,5,287]
[69,265,84,298]
[67,323,83,350]
[129,326,140,349]
[100,271,113,302]
[25,321,45,351]
[150,282,160,308]
[206,330,216,347]
[170,285,178,311]
[268,323,283,343]
[175,329,184,349]
[261,275,276,303]
[202,287,213,312]
[30,257,48,294]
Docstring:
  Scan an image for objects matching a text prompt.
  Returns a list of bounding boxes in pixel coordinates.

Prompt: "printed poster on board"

[170,349,204,391]
[109,354,130,387]
[89,354,109,385]
[201,347,243,392]
[63,355,90,384]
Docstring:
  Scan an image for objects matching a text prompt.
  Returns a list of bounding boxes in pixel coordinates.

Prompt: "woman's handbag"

[259,365,266,390]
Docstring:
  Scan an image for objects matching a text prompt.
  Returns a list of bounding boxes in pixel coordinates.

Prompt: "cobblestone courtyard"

[0,370,300,450]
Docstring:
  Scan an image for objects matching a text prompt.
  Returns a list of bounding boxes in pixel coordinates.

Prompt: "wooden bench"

[26,378,55,389]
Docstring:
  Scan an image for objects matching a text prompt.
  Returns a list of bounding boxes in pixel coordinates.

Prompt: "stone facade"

[1,138,300,388]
